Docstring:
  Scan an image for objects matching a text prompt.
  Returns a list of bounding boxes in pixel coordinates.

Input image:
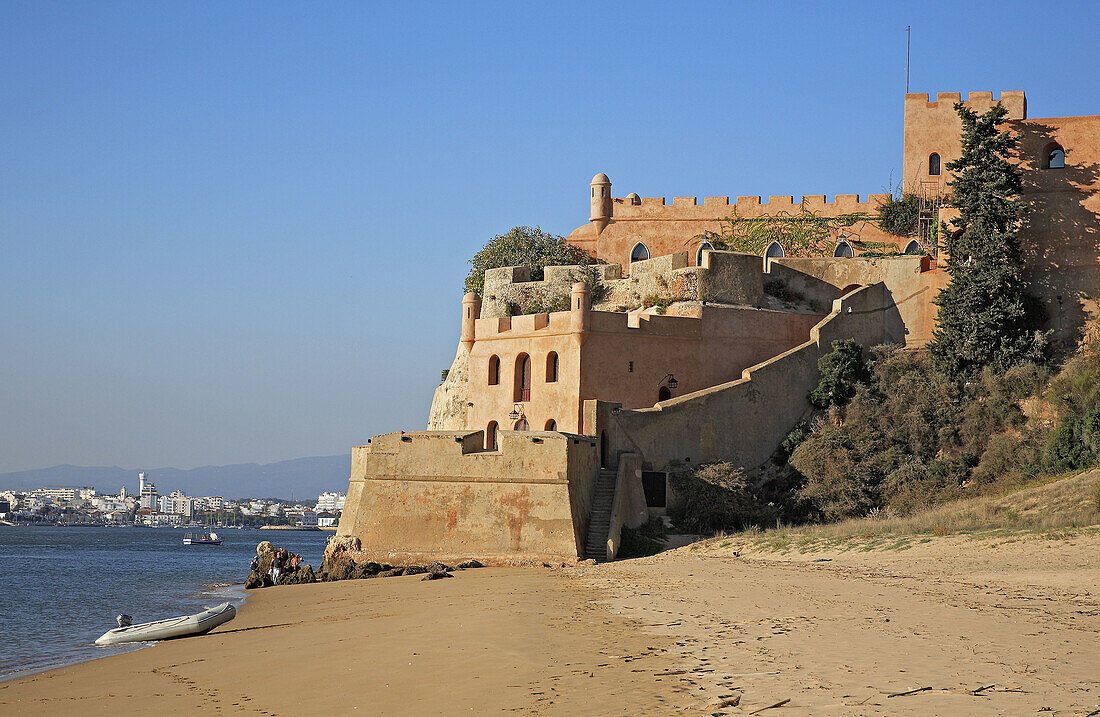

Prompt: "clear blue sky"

[2,1,1097,472]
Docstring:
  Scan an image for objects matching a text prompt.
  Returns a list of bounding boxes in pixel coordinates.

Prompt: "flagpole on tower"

[906,25,911,93]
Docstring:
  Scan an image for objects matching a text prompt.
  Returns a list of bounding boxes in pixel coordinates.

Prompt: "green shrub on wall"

[464,226,591,296]
[875,194,921,236]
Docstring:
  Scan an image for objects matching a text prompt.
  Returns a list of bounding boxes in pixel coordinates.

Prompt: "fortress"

[335,90,1100,564]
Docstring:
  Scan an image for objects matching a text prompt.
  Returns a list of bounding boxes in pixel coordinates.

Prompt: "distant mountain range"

[0,455,351,502]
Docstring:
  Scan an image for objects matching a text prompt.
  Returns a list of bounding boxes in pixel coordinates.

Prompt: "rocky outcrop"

[321,535,362,573]
[422,571,453,580]
[279,564,317,585]
[245,541,315,588]
[427,346,469,430]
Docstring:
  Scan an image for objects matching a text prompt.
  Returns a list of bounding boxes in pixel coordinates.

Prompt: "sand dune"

[2,531,1097,715]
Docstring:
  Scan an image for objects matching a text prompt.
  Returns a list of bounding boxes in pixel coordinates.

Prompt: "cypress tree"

[928,102,1044,377]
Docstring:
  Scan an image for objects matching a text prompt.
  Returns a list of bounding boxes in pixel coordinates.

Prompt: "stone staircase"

[583,469,618,562]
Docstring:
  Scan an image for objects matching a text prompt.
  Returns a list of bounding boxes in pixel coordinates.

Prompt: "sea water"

[0,526,328,681]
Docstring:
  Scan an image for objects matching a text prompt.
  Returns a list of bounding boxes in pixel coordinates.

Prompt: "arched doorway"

[658,386,671,402]
[839,284,861,297]
[544,419,556,431]
[904,239,921,254]
[485,421,498,450]
[765,241,785,258]
[514,418,529,431]
[833,241,854,258]
[630,243,650,263]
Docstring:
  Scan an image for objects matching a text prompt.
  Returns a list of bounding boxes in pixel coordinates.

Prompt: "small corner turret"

[461,292,481,352]
[570,281,590,345]
[590,173,612,233]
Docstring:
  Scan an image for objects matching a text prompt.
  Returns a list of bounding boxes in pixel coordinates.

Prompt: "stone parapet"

[337,430,599,564]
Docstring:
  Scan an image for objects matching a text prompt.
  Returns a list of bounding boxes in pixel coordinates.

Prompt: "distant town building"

[316,492,345,512]
[138,472,159,510]
[31,488,78,504]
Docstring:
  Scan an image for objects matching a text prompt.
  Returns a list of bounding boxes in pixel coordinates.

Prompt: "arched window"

[487,355,500,385]
[545,352,558,382]
[658,386,671,402]
[514,418,529,431]
[765,241,785,259]
[833,241,854,258]
[630,243,650,263]
[1043,142,1065,169]
[544,419,557,431]
[904,239,922,254]
[696,241,713,266]
[485,421,498,450]
[514,353,531,402]
[928,153,941,176]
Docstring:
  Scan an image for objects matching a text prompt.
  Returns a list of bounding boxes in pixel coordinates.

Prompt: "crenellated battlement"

[904,90,1026,119]
[610,193,891,219]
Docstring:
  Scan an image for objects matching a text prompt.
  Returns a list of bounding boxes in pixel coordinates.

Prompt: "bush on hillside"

[809,339,871,409]
[668,463,777,533]
[790,345,1048,520]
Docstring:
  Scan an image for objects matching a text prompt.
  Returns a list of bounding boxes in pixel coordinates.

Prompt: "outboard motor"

[116,614,133,628]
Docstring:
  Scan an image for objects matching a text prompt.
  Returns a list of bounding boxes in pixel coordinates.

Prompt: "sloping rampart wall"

[587,283,892,472]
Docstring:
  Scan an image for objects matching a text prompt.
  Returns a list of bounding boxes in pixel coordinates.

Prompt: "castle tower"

[461,292,481,352]
[589,173,612,233]
[902,91,1026,194]
[570,281,590,346]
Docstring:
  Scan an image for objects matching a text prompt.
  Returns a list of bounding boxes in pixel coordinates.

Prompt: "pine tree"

[928,102,1044,377]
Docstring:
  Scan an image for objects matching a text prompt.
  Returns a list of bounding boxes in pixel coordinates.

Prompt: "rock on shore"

[315,535,484,583]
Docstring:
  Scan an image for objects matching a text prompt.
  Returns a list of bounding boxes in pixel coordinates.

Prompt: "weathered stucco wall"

[768,255,941,345]
[337,430,599,564]
[902,91,1100,341]
[587,283,892,472]
[462,291,824,438]
[606,453,647,562]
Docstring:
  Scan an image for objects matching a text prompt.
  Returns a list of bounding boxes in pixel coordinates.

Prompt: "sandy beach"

[3,532,1098,716]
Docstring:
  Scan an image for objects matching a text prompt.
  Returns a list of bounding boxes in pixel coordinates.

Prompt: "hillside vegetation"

[668,323,1100,538]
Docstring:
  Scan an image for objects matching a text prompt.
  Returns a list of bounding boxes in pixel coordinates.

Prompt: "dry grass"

[694,468,1100,553]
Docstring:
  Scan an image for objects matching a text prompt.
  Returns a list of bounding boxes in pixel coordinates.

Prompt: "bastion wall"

[337,430,599,564]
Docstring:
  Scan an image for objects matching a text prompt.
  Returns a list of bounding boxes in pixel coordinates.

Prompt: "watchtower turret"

[570,282,590,346]
[461,292,481,352]
[590,173,612,233]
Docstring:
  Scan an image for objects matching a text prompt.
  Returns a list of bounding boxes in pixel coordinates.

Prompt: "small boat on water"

[183,531,221,545]
[94,602,236,645]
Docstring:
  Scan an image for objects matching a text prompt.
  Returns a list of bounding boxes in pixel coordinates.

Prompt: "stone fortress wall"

[342,88,1100,563]
[588,283,893,475]
[567,185,904,271]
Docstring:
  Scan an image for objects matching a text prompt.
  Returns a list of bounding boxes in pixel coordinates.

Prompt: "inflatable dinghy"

[94,602,236,645]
